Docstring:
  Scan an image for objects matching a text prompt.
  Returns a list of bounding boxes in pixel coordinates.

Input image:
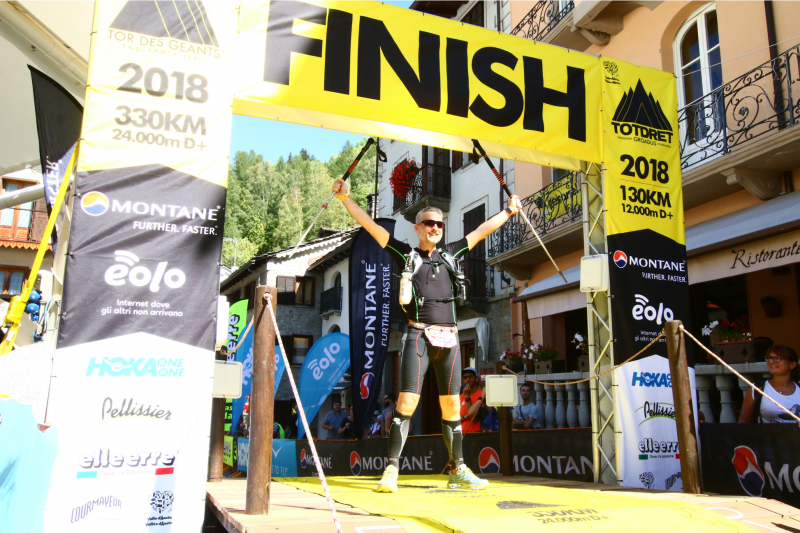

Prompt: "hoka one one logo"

[86,357,185,377]
[631,372,672,388]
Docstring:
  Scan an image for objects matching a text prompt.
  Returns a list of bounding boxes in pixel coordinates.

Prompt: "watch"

[504,206,514,215]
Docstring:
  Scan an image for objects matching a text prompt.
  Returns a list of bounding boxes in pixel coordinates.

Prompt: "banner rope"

[501,330,665,386]
[264,293,344,533]
[680,325,800,427]
[223,318,254,357]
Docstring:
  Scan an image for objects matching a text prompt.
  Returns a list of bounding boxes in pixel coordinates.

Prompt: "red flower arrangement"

[390,158,420,198]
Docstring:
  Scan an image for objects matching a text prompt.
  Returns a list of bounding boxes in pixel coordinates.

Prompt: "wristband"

[504,206,514,215]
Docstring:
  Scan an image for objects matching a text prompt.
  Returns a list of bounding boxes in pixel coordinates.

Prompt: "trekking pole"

[287,138,383,258]
[471,140,568,284]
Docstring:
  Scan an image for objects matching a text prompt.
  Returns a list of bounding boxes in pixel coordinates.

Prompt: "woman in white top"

[739,345,800,423]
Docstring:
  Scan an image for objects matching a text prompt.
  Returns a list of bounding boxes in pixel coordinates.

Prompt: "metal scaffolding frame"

[581,163,619,485]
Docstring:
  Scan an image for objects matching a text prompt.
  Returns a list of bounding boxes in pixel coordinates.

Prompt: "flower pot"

[524,359,534,373]
[578,355,590,372]
[508,363,525,373]
[534,360,566,374]
[711,340,757,364]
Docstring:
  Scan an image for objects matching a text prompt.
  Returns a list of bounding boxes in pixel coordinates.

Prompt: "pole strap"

[264,293,343,533]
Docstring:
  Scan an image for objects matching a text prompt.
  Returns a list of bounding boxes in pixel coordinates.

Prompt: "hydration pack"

[399,249,466,308]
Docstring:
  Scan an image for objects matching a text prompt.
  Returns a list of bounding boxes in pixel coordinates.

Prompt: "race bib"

[425,326,458,348]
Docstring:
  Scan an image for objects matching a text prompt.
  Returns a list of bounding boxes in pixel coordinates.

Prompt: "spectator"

[287,401,298,439]
[322,400,348,439]
[368,411,383,437]
[460,367,488,433]
[381,393,397,437]
[512,383,540,430]
[739,345,800,423]
[273,422,285,439]
[338,405,356,439]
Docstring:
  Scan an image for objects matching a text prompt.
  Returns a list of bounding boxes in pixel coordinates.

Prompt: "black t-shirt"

[339,417,355,439]
[385,236,470,327]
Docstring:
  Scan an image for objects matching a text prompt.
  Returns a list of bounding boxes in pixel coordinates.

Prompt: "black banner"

[349,219,396,433]
[701,424,800,507]
[295,428,593,482]
[58,164,226,349]
[608,230,692,365]
[29,66,83,221]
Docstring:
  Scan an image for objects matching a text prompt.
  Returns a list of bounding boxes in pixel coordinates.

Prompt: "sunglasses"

[419,220,444,229]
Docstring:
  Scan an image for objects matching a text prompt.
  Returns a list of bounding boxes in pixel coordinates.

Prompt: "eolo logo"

[105,250,186,293]
[307,343,341,381]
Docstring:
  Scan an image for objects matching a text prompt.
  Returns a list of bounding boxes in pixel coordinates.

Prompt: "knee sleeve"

[441,419,464,468]
[388,413,412,465]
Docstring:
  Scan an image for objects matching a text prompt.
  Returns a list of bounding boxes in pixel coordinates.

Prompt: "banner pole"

[471,140,567,284]
[0,142,78,355]
[264,293,343,533]
[287,138,375,258]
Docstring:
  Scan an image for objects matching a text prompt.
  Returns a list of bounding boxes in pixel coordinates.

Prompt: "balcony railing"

[679,44,800,170]
[511,0,574,42]
[320,286,342,317]
[488,172,581,258]
[392,164,451,212]
[462,259,495,300]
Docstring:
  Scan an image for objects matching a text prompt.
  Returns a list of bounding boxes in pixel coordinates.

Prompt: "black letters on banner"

[349,220,396,434]
[469,47,523,128]
[523,57,586,142]
[445,38,470,118]
[700,424,800,507]
[324,9,353,94]
[357,18,441,111]
[294,429,593,481]
[264,0,326,85]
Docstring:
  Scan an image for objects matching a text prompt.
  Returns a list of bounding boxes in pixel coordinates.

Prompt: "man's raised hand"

[332,178,348,200]
[507,195,522,215]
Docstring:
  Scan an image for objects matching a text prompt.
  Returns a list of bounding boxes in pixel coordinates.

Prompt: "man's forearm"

[339,196,390,247]
[466,210,512,249]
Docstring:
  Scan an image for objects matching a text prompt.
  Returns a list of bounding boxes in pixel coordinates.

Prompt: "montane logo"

[81,191,109,216]
[611,80,673,144]
[613,251,628,268]
[479,447,501,474]
[350,452,362,476]
[360,372,374,399]
[110,1,219,47]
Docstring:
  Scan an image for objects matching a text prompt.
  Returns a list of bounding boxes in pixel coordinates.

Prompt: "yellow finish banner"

[233,0,602,170]
[601,59,684,244]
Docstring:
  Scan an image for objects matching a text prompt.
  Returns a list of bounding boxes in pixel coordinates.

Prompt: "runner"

[331,177,522,493]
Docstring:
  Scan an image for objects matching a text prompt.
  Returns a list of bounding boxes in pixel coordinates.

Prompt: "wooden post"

[208,351,226,482]
[665,320,702,494]
[495,361,514,477]
[246,286,277,514]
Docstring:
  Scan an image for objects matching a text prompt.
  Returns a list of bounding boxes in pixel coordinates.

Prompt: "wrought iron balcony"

[679,44,800,170]
[488,172,581,258]
[320,286,343,317]
[462,259,495,300]
[393,163,452,222]
[511,0,574,42]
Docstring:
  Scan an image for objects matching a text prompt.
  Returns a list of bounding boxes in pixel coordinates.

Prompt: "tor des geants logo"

[110,0,219,47]
[611,80,673,144]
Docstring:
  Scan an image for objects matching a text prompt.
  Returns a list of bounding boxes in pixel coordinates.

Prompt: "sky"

[228,1,414,164]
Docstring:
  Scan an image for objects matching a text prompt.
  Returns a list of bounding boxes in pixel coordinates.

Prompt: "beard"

[425,232,443,244]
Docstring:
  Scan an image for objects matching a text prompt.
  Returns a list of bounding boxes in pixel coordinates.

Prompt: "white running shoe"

[375,464,399,493]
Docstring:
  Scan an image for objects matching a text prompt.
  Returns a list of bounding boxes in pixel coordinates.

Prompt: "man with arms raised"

[332,177,521,492]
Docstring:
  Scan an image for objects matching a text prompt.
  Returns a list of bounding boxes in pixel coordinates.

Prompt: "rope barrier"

[680,325,800,427]
[263,293,344,533]
[501,331,666,386]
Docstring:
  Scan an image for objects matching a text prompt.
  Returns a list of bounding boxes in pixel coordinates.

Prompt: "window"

[0,181,34,241]
[452,151,463,171]
[280,335,314,362]
[276,275,316,306]
[295,276,315,306]
[674,4,723,154]
[333,272,342,289]
[552,168,571,183]
[0,266,27,295]
[461,2,484,28]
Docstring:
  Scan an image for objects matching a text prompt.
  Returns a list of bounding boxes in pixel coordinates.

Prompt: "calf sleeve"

[441,419,464,468]
[387,413,411,468]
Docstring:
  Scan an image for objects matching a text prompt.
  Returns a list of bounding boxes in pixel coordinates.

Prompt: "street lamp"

[223,237,237,269]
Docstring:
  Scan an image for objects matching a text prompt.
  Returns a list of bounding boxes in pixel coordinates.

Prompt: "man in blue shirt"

[321,401,348,439]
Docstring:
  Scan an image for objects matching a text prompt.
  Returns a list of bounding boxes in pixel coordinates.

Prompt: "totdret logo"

[733,446,765,497]
[350,451,362,476]
[81,191,109,216]
[479,447,501,474]
[611,80,674,144]
[360,372,374,400]
[613,251,628,268]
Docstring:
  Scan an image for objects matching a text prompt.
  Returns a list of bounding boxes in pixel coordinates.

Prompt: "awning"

[512,265,583,319]
[458,317,490,358]
[686,190,800,256]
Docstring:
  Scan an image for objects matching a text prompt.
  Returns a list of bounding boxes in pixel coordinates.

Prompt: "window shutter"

[27,199,48,242]
[277,276,296,305]
[452,151,463,171]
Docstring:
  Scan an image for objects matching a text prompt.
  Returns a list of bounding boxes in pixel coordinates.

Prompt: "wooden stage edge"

[206,475,800,533]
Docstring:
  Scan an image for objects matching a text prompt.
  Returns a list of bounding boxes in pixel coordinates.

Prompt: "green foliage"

[222,139,376,267]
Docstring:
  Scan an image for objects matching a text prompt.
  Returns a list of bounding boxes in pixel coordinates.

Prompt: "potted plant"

[571,333,590,372]
[701,315,756,364]
[500,348,525,373]
[532,345,562,374]
[390,158,420,199]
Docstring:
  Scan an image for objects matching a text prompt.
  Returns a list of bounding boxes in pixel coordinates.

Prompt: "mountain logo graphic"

[732,446,765,497]
[350,452,362,476]
[478,447,501,474]
[110,0,219,47]
[611,80,674,143]
[80,191,109,216]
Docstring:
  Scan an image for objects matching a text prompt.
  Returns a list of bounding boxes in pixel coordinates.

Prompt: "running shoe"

[447,464,489,490]
[375,465,399,493]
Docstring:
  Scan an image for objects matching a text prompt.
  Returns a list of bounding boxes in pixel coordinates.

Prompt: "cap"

[463,367,477,376]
